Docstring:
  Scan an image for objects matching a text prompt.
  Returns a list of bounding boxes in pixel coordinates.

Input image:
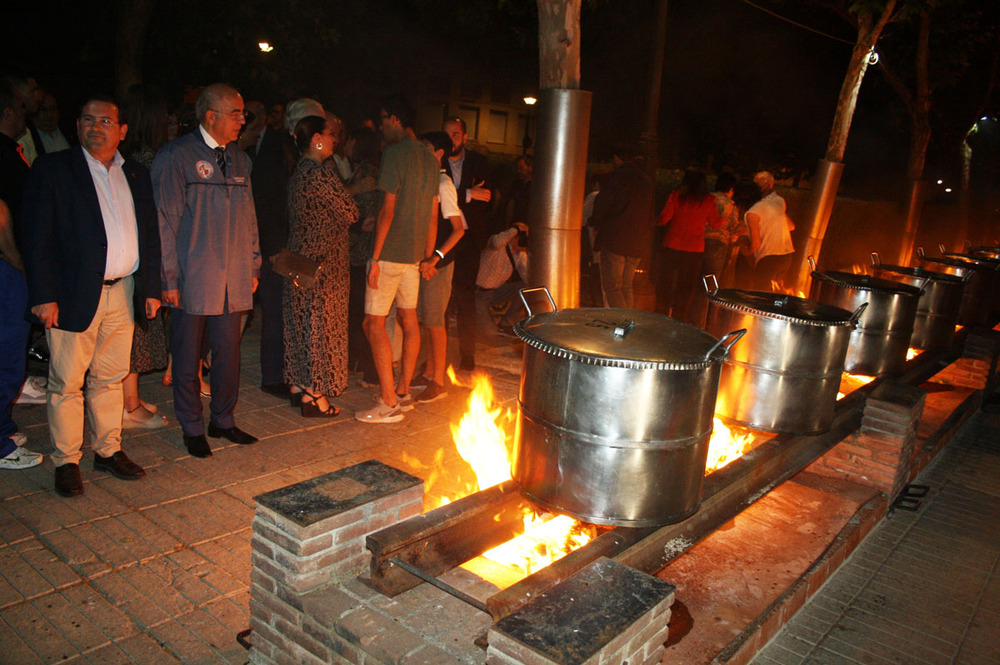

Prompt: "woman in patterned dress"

[283,115,359,417]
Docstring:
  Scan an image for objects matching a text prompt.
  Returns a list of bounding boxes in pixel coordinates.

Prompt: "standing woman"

[655,168,722,323]
[283,115,359,417]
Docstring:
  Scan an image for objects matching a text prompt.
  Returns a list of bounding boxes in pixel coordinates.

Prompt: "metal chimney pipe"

[527,88,592,310]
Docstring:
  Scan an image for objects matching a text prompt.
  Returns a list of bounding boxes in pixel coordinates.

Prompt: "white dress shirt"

[82,147,139,280]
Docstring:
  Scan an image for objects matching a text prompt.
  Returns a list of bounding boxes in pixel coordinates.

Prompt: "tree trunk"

[537,0,582,89]
[899,10,932,265]
[825,1,896,162]
[116,0,156,98]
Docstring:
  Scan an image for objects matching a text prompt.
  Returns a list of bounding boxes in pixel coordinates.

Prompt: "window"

[456,106,480,141]
[487,110,508,144]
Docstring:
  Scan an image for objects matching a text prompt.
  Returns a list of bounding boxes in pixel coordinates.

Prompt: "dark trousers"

[452,249,480,364]
[171,308,242,437]
[655,247,704,324]
[754,253,794,291]
[258,255,285,387]
[348,264,376,381]
[0,261,29,457]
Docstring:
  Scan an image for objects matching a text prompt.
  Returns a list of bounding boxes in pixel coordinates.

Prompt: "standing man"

[0,79,43,470]
[443,116,495,371]
[747,171,794,291]
[20,93,161,495]
[153,83,261,457]
[356,97,439,424]
[590,144,654,309]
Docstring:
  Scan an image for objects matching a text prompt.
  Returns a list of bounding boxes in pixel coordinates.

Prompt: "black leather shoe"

[93,451,145,480]
[207,424,258,445]
[184,434,213,458]
[261,383,290,398]
[55,463,84,497]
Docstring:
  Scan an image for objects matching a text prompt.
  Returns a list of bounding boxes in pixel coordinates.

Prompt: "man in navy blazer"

[20,93,160,497]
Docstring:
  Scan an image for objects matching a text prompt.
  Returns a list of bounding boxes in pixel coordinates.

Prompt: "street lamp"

[259,41,274,53]
[523,96,537,106]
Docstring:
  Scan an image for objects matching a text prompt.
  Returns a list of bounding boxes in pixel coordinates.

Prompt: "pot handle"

[870,251,881,267]
[849,302,868,326]
[807,255,817,272]
[916,246,926,259]
[702,273,720,296]
[704,329,746,361]
[916,277,929,293]
[519,286,557,316]
[939,243,948,255]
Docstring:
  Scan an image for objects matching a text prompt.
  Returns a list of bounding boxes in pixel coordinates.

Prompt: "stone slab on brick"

[867,383,925,417]
[489,557,675,665]
[254,460,422,529]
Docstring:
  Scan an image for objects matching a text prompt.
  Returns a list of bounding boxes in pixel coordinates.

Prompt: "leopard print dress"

[283,158,359,396]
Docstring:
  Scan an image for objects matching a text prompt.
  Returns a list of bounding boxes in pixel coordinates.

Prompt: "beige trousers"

[46,277,134,466]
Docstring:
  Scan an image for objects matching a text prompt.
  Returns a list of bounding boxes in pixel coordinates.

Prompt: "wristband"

[434,249,445,260]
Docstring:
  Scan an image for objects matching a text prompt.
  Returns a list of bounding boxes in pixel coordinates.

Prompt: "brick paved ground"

[0,323,524,664]
[752,406,1000,665]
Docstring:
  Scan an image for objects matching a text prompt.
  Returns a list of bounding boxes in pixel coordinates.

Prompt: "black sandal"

[300,392,340,418]
[289,389,304,408]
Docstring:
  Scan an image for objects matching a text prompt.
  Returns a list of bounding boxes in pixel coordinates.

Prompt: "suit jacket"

[19,146,161,333]
[445,148,496,254]
[251,126,297,257]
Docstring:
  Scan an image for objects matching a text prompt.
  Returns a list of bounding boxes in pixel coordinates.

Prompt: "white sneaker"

[15,376,47,405]
[10,432,27,447]
[371,391,414,412]
[355,398,404,424]
[0,447,43,470]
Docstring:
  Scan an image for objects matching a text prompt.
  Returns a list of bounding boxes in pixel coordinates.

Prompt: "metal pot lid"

[942,252,1000,269]
[873,264,966,284]
[811,270,923,296]
[708,289,856,327]
[513,307,733,370]
[921,254,987,271]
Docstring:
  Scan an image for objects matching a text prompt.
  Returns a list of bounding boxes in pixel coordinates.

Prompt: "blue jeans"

[0,260,30,457]
[600,251,641,309]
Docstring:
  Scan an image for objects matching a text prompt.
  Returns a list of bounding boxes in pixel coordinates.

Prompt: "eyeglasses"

[210,108,247,120]
[80,115,119,128]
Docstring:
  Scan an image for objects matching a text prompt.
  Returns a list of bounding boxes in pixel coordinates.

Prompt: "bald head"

[196,83,241,123]
[284,98,324,134]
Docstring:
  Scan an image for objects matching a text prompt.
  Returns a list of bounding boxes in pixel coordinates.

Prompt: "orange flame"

[444,368,596,578]
[705,418,755,472]
[906,347,921,361]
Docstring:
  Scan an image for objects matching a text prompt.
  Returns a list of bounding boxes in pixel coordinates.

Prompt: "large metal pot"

[917,248,995,327]
[870,252,965,350]
[704,280,862,435]
[809,266,921,376]
[511,287,745,527]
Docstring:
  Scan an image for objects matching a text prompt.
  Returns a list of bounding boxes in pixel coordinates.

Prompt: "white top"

[36,128,70,153]
[438,171,467,229]
[748,191,793,262]
[82,147,139,280]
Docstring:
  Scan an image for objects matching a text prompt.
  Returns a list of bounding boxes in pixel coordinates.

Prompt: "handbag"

[271,249,322,288]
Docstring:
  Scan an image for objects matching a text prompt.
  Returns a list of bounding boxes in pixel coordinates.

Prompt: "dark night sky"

[3,0,991,197]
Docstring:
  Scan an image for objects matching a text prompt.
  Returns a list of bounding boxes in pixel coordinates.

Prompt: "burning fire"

[907,347,921,361]
[444,368,597,578]
[769,280,806,298]
[705,418,754,472]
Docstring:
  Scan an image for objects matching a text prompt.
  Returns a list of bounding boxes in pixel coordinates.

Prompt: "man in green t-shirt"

[357,97,439,424]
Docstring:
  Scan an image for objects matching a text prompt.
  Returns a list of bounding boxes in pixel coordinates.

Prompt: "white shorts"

[364,260,420,316]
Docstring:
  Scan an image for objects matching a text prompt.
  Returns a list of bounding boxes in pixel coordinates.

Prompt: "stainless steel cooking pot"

[704,278,863,434]
[809,263,921,376]
[917,248,994,327]
[511,287,745,527]
[870,252,965,350]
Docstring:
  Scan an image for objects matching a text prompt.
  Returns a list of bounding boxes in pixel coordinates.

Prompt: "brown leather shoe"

[55,463,84,497]
[93,451,146,480]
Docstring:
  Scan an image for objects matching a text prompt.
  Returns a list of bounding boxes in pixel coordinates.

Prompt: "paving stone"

[115,631,183,663]
[92,569,177,628]
[0,541,58,599]
[60,583,137,641]
[148,618,215,663]
[30,589,114,654]
[0,595,83,662]
[0,504,34,545]
[16,538,82,590]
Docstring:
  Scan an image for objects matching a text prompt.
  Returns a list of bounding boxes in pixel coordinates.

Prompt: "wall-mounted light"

[259,42,274,53]
[523,96,537,106]
[945,188,953,193]
[937,179,944,185]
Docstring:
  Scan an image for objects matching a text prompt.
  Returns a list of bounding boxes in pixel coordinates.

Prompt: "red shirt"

[658,191,722,252]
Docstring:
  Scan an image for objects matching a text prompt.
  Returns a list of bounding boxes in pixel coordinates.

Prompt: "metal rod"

[388,557,489,614]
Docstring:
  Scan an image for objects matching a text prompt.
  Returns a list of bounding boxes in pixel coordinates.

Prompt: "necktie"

[16,144,30,168]
[214,147,227,177]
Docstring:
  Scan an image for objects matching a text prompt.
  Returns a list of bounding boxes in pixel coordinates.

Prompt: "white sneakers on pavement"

[0,446,43,470]
[355,397,404,424]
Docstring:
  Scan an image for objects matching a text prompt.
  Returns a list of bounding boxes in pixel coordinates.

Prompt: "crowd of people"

[0,71,792,498]
[0,73,538,497]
